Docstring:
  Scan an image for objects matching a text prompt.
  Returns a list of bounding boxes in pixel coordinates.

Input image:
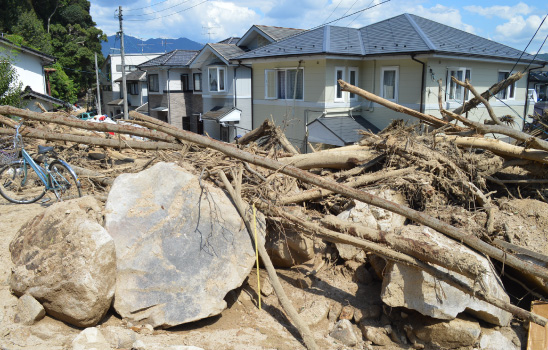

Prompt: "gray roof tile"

[255,25,305,41]
[209,43,246,61]
[138,50,199,68]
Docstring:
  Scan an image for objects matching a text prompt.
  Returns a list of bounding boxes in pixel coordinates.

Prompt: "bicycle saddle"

[38,145,55,154]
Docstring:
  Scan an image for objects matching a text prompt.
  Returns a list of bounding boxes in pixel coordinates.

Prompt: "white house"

[0,36,67,112]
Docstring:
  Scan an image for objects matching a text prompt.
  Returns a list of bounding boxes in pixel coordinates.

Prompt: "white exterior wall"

[0,44,48,94]
[106,54,161,92]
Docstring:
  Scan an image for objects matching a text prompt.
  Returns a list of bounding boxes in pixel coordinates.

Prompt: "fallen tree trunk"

[131,118,548,283]
[0,127,184,151]
[217,171,318,350]
[338,80,456,129]
[436,135,548,165]
[278,149,375,170]
[259,204,548,326]
[279,167,414,205]
[0,106,178,143]
[234,119,275,146]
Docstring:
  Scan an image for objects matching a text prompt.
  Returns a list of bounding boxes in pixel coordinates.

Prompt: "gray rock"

[72,327,110,350]
[14,293,45,325]
[360,325,393,346]
[9,196,116,328]
[479,329,520,350]
[380,228,512,326]
[337,189,407,231]
[105,162,266,328]
[101,326,137,349]
[298,296,330,326]
[412,315,481,349]
[329,319,358,347]
[132,339,146,350]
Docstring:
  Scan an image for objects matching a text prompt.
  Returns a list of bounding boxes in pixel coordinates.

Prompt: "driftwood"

[278,149,375,170]
[217,170,318,350]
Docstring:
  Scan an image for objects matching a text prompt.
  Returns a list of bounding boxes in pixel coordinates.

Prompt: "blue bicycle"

[0,121,82,204]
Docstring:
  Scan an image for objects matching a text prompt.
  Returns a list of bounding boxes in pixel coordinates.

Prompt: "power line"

[124,0,195,17]
[510,13,547,73]
[333,0,361,25]
[125,0,171,12]
[323,0,343,25]
[346,0,375,27]
[309,0,391,31]
[124,0,209,22]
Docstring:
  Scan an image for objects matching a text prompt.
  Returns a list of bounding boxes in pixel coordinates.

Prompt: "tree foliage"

[0,0,106,102]
[0,59,23,107]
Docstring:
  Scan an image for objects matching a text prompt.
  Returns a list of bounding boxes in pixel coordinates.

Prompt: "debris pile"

[2,72,548,349]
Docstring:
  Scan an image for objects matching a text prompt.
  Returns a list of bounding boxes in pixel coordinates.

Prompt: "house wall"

[169,92,203,129]
[1,45,47,94]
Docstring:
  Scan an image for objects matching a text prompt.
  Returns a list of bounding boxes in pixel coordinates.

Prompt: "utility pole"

[94,52,102,116]
[118,6,129,120]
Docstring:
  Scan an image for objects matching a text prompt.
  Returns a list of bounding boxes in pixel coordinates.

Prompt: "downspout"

[524,63,546,130]
[167,68,171,124]
[411,54,425,114]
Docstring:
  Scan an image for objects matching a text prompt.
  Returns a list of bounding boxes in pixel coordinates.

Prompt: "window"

[349,67,358,100]
[446,68,471,101]
[335,67,344,102]
[193,73,202,91]
[181,74,190,92]
[148,74,159,92]
[381,67,398,101]
[208,67,226,92]
[128,82,138,95]
[116,65,137,72]
[497,71,515,100]
[265,68,303,100]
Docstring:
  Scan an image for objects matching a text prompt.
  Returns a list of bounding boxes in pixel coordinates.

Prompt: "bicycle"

[0,121,82,204]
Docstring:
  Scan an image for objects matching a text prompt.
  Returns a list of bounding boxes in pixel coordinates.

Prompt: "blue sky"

[90,0,548,54]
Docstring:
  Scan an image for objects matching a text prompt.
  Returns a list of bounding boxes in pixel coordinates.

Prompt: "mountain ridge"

[102,35,204,57]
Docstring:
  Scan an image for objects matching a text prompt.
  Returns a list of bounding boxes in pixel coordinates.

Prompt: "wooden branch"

[452,77,503,126]
[259,204,548,326]
[0,127,184,151]
[217,171,318,350]
[0,106,177,143]
[279,167,413,205]
[234,119,275,145]
[452,72,524,115]
[274,126,300,155]
[338,79,456,129]
[70,165,114,186]
[441,109,548,153]
[278,150,375,170]
[435,135,548,165]
[115,117,548,282]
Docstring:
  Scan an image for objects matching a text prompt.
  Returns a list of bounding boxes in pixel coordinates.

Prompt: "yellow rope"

[253,203,261,310]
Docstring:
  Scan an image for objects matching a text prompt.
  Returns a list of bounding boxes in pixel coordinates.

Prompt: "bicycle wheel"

[0,162,46,204]
[48,161,82,201]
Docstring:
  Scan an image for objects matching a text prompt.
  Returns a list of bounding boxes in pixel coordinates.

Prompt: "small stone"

[101,326,137,349]
[329,319,358,347]
[328,303,342,322]
[479,329,520,350]
[360,325,393,346]
[339,305,354,320]
[413,315,481,349]
[14,294,45,325]
[298,297,330,326]
[132,339,146,350]
[354,304,382,322]
[261,277,273,296]
[72,327,110,350]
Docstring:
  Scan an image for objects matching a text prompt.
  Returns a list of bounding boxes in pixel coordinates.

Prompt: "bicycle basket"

[0,136,19,166]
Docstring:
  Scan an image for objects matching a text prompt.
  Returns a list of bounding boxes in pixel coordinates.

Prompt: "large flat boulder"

[380,227,512,326]
[104,162,265,328]
[9,196,115,327]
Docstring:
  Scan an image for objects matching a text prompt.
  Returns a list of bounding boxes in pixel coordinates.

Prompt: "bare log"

[120,117,548,282]
[70,165,114,186]
[452,77,504,126]
[338,79,456,129]
[436,135,548,165]
[0,106,178,143]
[279,167,413,205]
[274,126,300,155]
[217,171,318,350]
[278,150,375,170]
[0,127,184,151]
[260,204,548,326]
[452,72,524,115]
[234,119,275,145]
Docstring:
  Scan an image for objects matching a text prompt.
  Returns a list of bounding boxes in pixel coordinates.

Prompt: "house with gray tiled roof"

[137,50,202,131]
[188,27,304,141]
[234,13,548,151]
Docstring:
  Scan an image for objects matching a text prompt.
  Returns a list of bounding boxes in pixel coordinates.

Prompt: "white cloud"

[464,2,533,20]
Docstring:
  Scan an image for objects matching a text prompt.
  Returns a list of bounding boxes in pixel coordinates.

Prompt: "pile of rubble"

[1,73,548,349]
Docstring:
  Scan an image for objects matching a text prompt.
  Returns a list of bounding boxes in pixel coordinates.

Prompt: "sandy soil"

[0,195,380,350]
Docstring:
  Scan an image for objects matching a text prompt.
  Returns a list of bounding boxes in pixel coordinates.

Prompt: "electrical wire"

[333,0,361,25]
[124,0,209,22]
[309,0,391,31]
[323,0,344,25]
[124,0,172,12]
[510,13,547,73]
[124,0,195,17]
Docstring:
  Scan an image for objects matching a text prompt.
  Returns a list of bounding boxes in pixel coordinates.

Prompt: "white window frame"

[264,67,304,101]
[334,66,345,102]
[497,70,516,100]
[148,74,159,93]
[265,69,277,99]
[446,67,472,102]
[348,67,358,101]
[208,66,226,92]
[380,66,399,102]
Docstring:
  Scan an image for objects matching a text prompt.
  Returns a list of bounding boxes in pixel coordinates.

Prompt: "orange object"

[527,301,548,350]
